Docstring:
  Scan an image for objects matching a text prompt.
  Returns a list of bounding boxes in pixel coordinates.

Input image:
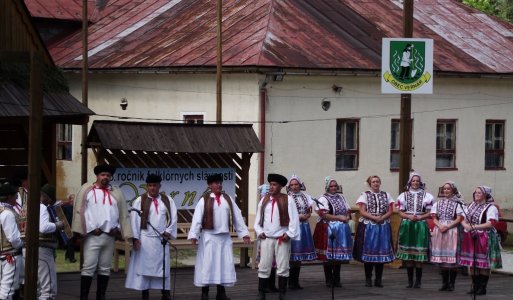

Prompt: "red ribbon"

[152,197,159,214]
[215,194,221,207]
[6,255,14,264]
[93,186,112,205]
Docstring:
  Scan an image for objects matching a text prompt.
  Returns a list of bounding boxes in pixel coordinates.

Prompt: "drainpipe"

[258,75,272,185]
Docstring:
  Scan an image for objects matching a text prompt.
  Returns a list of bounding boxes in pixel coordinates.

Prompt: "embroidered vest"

[259,193,290,227]
[17,187,27,239]
[140,194,172,230]
[365,191,389,216]
[0,206,20,254]
[404,191,427,214]
[289,192,310,215]
[467,202,493,225]
[436,198,459,221]
[201,192,234,230]
[324,193,349,216]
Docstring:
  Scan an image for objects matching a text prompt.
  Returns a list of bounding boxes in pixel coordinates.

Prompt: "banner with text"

[111,168,236,209]
[382,38,433,94]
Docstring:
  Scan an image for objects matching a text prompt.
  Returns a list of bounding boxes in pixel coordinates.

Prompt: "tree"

[462,0,513,22]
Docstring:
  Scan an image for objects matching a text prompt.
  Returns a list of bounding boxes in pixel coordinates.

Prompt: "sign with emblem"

[382,38,433,94]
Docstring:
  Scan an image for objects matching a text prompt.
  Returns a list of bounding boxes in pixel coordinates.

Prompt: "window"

[390,119,400,170]
[436,119,456,169]
[182,113,204,124]
[336,119,359,170]
[57,124,72,160]
[485,120,505,169]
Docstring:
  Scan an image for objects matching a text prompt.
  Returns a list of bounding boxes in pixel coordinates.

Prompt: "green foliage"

[0,61,69,93]
[462,0,513,21]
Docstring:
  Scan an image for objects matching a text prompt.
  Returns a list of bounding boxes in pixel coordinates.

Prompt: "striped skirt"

[430,220,460,266]
[290,222,317,261]
[314,221,353,261]
[353,221,394,263]
[460,229,502,269]
[396,219,430,262]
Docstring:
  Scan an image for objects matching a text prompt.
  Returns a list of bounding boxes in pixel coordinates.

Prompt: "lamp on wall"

[332,84,343,94]
[321,98,331,111]
[120,98,128,110]
[274,74,284,81]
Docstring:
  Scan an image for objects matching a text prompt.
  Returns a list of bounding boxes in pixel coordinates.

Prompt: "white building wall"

[264,75,513,209]
[57,73,264,221]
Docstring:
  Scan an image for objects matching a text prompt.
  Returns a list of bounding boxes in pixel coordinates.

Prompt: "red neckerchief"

[271,196,277,223]
[215,194,221,207]
[152,196,159,214]
[93,185,112,205]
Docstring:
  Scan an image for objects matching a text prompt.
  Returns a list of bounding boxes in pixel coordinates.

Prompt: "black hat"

[207,173,223,184]
[93,164,116,175]
[0,183,18,197]
[5,177,22,188]
[267,173,287,187]
[41,184,56,202]
[146,174,162,184]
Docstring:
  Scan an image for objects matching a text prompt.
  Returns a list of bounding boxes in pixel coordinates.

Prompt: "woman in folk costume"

[396,172,434,288]
[188,174,250,300]
[125,174,177,300]
[459,186,502,295]
[313,177,353,288]
[286,175,316,290]
[430,181,464,292]
[353,175,394,288]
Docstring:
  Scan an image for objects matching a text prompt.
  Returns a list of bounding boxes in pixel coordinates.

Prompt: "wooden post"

[81,0,89,184]
[240,152,251,267]
[216,0,222,124]
[399,0,414,193]
[24,50,43,300]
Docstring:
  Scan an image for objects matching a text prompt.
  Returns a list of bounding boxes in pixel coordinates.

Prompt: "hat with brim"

[146,173,162,184]
[267,173,287,187]
[0,183,18,197]
[207,173,223,184]
[41,184,56,202]
[93,164,116,175]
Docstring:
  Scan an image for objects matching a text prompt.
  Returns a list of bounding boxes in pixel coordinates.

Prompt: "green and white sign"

[382,38,433,94]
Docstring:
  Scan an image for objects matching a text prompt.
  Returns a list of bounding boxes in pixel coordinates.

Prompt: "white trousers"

[81,234,115,277]
[37,247,57,300]
[258,238,291,278]
[0,254,21,300]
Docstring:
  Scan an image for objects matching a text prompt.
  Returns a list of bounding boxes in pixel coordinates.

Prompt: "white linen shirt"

[39,203,56,234]
[0,203,23,250]
[84,186,120,234]
[253,195,300,241]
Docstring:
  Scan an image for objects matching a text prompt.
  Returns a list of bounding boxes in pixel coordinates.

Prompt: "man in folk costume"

[188,174,251,300]
[72,164,133,300]
[0,183,24,300]
[254,174,300,300]
[125,174,177,300]
[38,184,65,300]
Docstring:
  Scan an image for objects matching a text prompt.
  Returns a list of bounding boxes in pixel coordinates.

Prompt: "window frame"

[390,119,401,171]
[335,118,360,171]
[56,124,73,161]
[435,119,457,170]
[485,119,506,170]
[181,112,205,124]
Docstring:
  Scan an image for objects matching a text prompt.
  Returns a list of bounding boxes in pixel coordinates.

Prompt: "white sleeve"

[424,193,435,211]
[130,197,142,240]
[486,205,499,222]
[187,198,204,240]
[397,193,406,211]
[287,196,300,240]
[356,193,367,205]
[386,193,395,204]
[316,196,329,212]
[39,204,57,234]
[1,212,23,249]
[165,198,178,240]
[253,198,264,237]
[230,197,250,239]
[430,201,438,215]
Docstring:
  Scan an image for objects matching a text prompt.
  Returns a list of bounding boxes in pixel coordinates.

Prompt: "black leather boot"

[374,264,384,288]
[439,270,449,291]
[467,275,477,294]
[266,268,278,293]
[289,266,302,290]
[323,263,332,287]
[142,289,149,300]
[162,289,172,300]
[333,264,342,287]
[201,286,209,300]
[96,275,109,300]
[278,276,287,300]
[447,270,457,291]
[216,285,230,300]
[476,275,488,295]
[406,267,414,288]
[257,278,267,300]
[364,263,373,287]
[80,275,93,300]
[413,268,422,288]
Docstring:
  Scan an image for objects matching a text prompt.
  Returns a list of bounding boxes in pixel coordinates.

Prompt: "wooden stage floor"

[57,263,512,299]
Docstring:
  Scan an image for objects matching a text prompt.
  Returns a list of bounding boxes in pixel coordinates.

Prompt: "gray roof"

[87,120,264,153]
